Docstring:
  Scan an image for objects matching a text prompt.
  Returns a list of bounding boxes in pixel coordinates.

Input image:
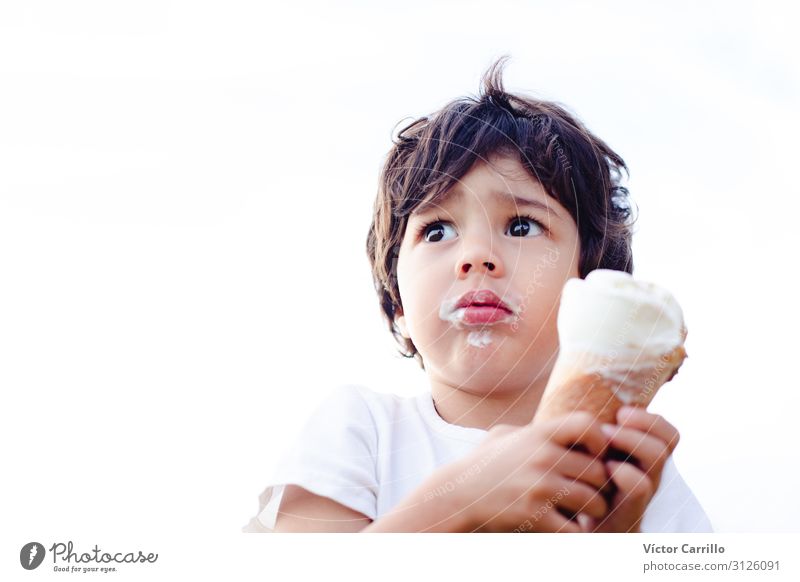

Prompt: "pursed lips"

[455,289,514,313]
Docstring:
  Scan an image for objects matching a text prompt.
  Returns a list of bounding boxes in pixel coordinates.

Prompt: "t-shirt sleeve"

[641,455,714,533]
[242,385,379,532]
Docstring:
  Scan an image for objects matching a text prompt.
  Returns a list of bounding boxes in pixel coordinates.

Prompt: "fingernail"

[618,406,637,420]
[601,423,616,437]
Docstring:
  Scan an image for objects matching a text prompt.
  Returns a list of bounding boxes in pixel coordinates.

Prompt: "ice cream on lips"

[439,287,524,348]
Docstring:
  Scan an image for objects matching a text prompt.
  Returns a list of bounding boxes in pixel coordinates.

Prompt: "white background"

[2,1,798,568]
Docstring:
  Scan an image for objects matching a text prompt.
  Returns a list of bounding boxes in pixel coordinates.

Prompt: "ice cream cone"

[533,269,688,424]
[534,270,688,522]
[535,342,687,423]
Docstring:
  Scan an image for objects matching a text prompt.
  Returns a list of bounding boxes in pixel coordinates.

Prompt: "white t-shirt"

[242,384,713,533]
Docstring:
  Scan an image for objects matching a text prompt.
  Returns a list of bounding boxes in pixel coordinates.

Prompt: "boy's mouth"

[454,289,514,312]
[459,304,513,325]
[440,288,521,328]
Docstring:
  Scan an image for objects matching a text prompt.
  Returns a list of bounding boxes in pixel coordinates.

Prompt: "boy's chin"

[458,327,522,352]
[440,364,532,396]
[443,339,523,371]
[423,327,529,364]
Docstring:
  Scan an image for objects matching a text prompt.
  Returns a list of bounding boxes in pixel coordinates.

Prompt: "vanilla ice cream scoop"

[534,269,688,424]
[557,269,686,356]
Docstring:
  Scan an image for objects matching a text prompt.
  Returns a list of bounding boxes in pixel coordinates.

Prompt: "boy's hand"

[444,411,613,533]
[580,406,681,533]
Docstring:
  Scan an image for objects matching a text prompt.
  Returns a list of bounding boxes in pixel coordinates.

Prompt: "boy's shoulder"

[316,383,424,430]
[322,383,414,413]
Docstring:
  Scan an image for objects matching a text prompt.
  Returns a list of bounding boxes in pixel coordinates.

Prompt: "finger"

[587,461,652,533]
[515,492,582,533]
[616,407,680,454]
[602,424,669,482]
[544,510,582,534]
[550,477,609,520]
[606,460,654,506]
[544,412,610,458]
[548,447,610,491]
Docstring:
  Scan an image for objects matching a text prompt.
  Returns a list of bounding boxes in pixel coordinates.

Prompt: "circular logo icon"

[20,542,46,570]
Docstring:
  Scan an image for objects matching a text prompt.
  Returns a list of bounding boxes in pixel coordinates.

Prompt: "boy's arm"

[274,414,612,533]
[273,466,472,533]
[361,464,472,532]
[272,485,371,532]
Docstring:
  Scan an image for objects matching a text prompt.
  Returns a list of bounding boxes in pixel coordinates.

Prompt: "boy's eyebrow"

[412,189,562,220]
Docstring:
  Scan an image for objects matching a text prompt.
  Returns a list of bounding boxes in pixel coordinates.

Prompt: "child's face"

[394,153,581,394]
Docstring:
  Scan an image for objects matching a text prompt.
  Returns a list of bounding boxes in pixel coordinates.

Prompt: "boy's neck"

[428,376,548,430]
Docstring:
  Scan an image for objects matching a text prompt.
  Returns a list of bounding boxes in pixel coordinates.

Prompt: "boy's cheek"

[517,260,578,304]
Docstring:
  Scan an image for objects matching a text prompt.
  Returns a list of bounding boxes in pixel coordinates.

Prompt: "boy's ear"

[394,308,410,339]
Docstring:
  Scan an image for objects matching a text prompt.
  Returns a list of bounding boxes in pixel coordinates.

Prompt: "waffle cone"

[534,344,687,424]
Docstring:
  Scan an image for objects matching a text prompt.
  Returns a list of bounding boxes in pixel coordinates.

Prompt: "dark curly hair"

[366,55,637,370]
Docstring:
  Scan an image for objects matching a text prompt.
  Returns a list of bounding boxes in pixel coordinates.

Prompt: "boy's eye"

[506,216,545,237]
[421,221,457,243]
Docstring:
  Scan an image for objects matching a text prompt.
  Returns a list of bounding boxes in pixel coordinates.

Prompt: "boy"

[243,57,712,533]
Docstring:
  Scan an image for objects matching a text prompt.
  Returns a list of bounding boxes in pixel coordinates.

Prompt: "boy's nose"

[460,260,496,274]
[456,251,503,278]
[455,221,505,279]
